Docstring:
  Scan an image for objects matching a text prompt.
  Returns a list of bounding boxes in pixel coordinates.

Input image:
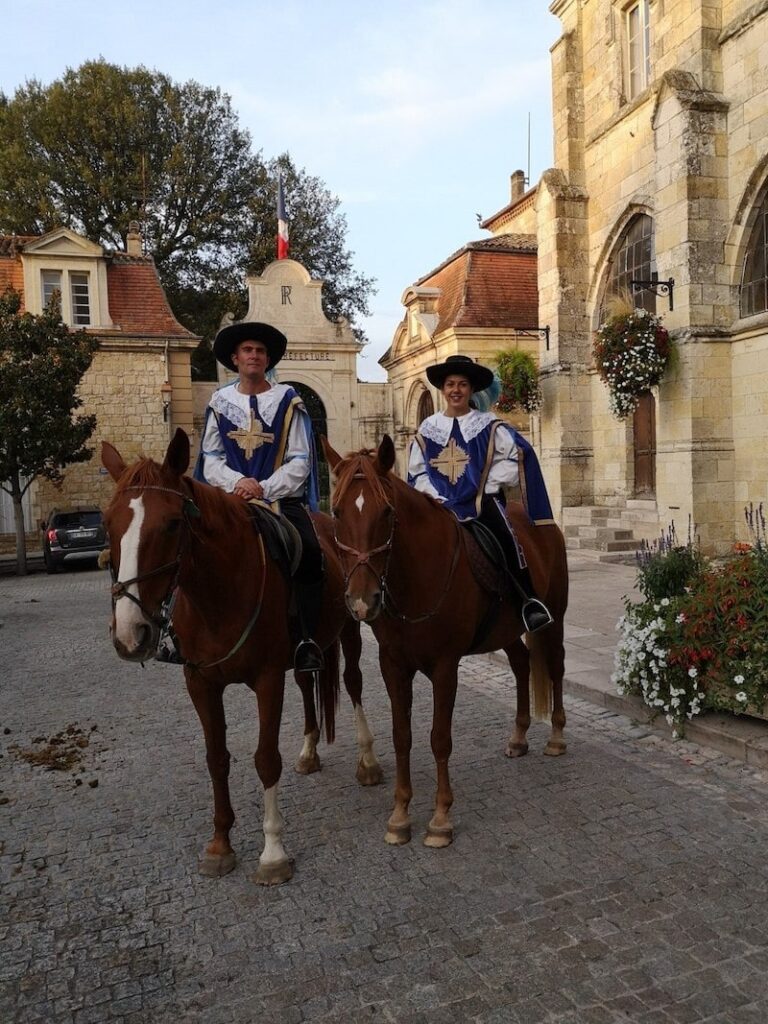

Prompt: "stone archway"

[284,381,330,507]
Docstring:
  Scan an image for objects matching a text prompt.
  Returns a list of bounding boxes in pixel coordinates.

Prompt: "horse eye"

[331,507,340,519]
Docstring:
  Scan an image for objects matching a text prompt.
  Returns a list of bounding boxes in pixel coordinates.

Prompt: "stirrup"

[294,638,324,674]
[521,599,554,634]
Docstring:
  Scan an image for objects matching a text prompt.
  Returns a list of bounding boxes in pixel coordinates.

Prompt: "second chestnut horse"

[324,435,569,848]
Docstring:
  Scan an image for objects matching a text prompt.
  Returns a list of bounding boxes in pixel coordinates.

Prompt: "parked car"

[40,507,108,573]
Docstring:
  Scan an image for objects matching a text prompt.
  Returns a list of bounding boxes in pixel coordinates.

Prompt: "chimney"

[510,170,526,202]
[126,220,142,256]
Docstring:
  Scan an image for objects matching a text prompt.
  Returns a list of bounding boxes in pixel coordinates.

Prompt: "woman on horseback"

[408,354,553,633]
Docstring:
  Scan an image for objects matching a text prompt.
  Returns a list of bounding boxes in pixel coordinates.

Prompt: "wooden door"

[633,391,656,497]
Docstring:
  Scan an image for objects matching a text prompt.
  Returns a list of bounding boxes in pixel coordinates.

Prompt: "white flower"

[660,598,670,607]
[676,613,686,624]
[734,674,745,685]
[736,691,748,703]
[688,667,698,678]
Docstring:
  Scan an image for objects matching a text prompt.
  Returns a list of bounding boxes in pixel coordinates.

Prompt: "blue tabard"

[410,417,554,525]
[411,418,493,521]
[193,385,320,511]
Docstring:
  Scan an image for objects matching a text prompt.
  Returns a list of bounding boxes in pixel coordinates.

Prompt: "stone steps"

[562,503,660,562]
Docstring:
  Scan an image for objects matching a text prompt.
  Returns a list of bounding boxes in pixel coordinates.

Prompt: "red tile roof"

[105,255,194,338]
[0,236,36,303]
[415,234,538,333]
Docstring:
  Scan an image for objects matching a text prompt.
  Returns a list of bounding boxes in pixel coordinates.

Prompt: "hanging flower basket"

[494,349,542,414]
[593,302,671,419]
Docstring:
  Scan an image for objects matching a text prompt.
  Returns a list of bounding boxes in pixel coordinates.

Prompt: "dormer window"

[39,268,91,325]
[70,272,91,325]
[41,270,62,311]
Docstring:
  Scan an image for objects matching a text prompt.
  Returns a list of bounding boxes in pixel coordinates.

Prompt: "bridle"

[109,485,199,631]
[333,467,462,624]
[332,475,396,593]
[109,483,267,669]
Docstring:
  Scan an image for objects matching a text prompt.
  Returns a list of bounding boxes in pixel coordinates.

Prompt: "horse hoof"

[544,740,567,757]
[198,851,237,877]
[385,822,411,845]
[252,857,294,886]
[506,742,529,758]
[356,761,384,786]
[424,823,453,848]
[295,754,321,775]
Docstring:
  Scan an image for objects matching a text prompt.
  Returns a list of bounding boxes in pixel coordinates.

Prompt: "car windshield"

[53,512,102,528]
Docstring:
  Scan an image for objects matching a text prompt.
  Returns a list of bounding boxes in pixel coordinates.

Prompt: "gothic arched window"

[740,191,768,317]
[606,213,656,313]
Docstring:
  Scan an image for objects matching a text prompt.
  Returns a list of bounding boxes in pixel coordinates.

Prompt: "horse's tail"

[316,638,341,744]
[527,632,553,721]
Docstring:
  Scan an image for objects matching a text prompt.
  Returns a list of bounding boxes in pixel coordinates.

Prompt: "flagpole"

[277,174,289,260]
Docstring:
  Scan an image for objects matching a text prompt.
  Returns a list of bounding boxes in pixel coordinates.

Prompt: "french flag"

[277,174,289,259]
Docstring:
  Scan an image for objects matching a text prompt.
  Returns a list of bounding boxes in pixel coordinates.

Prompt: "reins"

[110,481,267,670]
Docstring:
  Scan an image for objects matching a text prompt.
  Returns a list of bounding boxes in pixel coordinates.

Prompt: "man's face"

[441,374,472,415]
[232,340,269,379]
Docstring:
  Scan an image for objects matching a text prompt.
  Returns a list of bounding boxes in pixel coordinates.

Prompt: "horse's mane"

[333,450,392,507]
[110,457,249,527]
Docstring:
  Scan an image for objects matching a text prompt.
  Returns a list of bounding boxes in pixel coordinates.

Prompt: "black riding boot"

[480,495,554,634]
[293,578,325,674]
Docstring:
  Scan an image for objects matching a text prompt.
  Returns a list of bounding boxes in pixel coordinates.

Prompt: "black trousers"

[280,498,323,583]
[477,493,527,572]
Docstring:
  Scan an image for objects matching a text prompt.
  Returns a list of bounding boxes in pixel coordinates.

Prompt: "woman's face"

[441,374,472,416]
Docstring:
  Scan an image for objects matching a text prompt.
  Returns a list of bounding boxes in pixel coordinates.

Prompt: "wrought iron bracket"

[514,326,551,350]
[630,275,675,311]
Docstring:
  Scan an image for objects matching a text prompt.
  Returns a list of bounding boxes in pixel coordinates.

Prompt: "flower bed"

[593,302,671,419]
[613,509,768,735]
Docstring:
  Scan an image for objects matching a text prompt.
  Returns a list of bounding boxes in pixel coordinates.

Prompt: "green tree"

[0,289,99,574]
[0,61,376,378]
[0,61,258,286]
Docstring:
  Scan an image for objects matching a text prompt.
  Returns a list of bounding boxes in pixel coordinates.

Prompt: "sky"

[3,1,561,381]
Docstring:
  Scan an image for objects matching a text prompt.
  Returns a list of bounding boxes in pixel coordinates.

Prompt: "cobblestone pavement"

[3,568,768,1024]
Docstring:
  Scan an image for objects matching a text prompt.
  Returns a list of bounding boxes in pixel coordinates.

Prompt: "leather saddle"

[461,520,513,601]
[246,500,303,578]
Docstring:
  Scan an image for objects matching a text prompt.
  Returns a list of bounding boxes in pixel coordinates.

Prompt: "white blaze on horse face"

[355,491,365,514]
[114,497,147,645]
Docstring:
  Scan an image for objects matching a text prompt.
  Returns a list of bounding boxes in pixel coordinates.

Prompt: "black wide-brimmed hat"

[213,321,288,370]
[426,354,494,392]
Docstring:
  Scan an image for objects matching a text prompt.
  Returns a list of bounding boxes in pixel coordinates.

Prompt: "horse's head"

[323,435,396,622]
[102,429,195,661]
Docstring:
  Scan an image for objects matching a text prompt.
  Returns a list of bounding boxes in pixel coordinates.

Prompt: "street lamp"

[160,381,173,422]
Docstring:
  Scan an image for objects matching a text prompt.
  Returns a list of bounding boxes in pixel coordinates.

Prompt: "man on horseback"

[408,354,554,633]
[194,320,324,673]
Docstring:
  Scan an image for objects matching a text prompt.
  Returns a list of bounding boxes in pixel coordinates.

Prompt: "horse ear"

[163,428,190,476]
[101,441,126,482]
[321,435,342,473]
[376,435,396,474]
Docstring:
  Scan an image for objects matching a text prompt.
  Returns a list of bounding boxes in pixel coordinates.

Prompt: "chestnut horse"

[101,428,382,885]
[324,435,569,848]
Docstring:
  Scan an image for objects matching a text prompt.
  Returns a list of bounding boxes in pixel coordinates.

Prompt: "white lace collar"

[418,410,496,446]
[210,382,291,431]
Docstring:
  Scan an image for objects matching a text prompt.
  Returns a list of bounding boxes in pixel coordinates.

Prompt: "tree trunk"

[11,477,28,576]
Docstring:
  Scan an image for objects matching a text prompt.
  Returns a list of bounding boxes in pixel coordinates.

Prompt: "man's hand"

[234,478,264,500]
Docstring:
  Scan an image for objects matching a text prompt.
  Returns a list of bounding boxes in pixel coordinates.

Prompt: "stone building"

[518,0,768,554]
[0,226,198,547]
[380,229,542,476]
